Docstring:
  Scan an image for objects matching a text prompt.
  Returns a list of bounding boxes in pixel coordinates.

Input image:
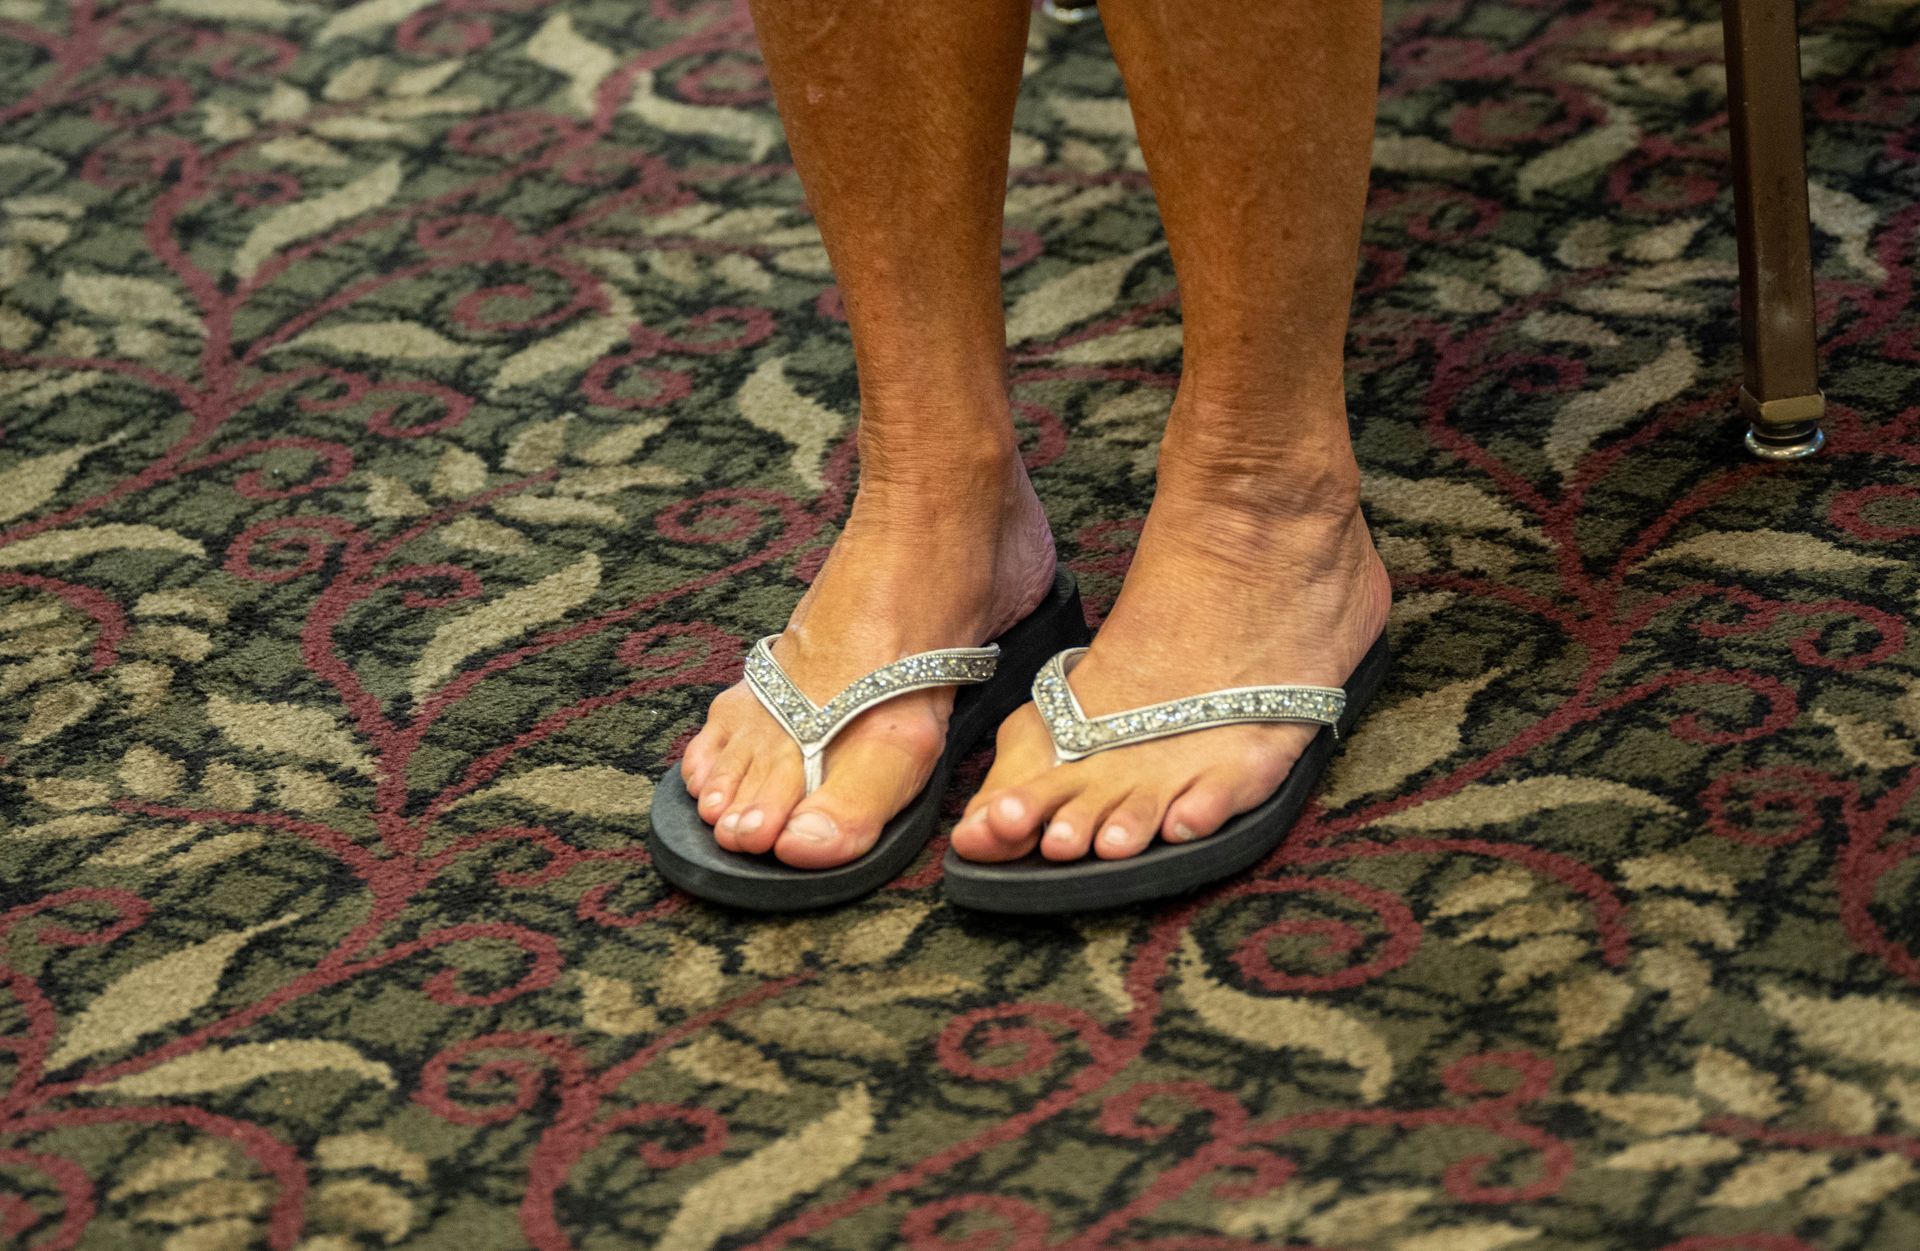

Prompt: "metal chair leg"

[1722,0,1826,459]
[1041,0,1100,25]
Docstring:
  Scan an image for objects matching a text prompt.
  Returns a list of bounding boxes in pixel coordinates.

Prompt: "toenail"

[717,812,740,834]
[786,811,836,843]
[702,791,724,810]
[1099,824,1130,850]
[737,809,764,834]
[1167,821,1197,843]
[996,796,1026,821]
[1044,821,1074,845]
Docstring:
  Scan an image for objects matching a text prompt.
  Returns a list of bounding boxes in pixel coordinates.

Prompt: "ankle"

[850,437,1028,526]
[1153,419,1363,526]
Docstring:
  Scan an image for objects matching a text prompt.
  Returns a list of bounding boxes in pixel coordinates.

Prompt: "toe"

[983,768,1079,845]
[725,749,805,856]
[697,761,743,830]
[732,751,804,856]
[1094,790,1165,860]
[1039,809,1096,861]
[772,728,935,869]
[681,725,726,795]
[949,803,1021,862]
[714,751,776,852]
[772,805,862,869]
[1163,774,1237,844]
[953,768,1080,863]
[1043,793,1121,863]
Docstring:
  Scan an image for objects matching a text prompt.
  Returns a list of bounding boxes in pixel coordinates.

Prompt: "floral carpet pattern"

[3,0,1920,1246]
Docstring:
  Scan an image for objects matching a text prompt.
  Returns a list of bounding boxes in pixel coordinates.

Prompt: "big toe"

[771,728,938,869]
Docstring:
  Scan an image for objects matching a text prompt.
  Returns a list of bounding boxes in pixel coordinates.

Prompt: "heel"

[1336,633,1393,737]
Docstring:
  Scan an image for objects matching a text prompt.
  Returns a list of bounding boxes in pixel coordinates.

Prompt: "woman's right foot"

[680,434,1056,870]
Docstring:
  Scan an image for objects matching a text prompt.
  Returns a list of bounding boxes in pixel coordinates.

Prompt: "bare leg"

[681,0,1057,869]
[953,1,1393,862]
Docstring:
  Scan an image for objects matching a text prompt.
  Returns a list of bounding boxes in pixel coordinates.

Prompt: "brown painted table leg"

[1723,0,1826,459]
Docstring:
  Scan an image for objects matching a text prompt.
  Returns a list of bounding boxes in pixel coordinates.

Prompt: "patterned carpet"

[4,0,1920,1246]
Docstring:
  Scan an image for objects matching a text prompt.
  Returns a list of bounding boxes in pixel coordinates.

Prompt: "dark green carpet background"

[3,0,1920,1247]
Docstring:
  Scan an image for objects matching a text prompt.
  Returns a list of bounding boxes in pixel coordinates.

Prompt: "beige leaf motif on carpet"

[667,1035,791,1095]
[1544,336,1694,476]
[48,913,299,1068]
[206,693,376,777]
[1052,323,1182,365]
[1369,775,1678,831]
[825,902,929,966]
[629,70,781,161]
[655,1085,874,1251]
[1603,1134,1743,1170]
[1044,93,1138,140]
[1302,1188,1436,1245]
[1361,472,1544,542]
[155,0,310,26]
[278,320,474,360]
[1803,1156,1919,1217]
[1222,1183,1433,1242]
[314,1176,415,1243]
[452,763,653,817]
[1807,180,1886,283]
[490,287,635,393]
[1004,244,1161,345]
[1372,131,1500,173]
[1322,667,1507,807]
[20,682,103,745]
[1640,528,1904,576]
[83,1041,394,1097]
[1695,1045,1786,1118]
[1555,972,1633,1049]
[656,935,727,1010]
[62,272,203,332]
[1704,1151,1835,1208]
[526,13,616,117]
[317,0,437,43]
[1761,985,1920,1070]
[1079,919,1136,1015]
[409,551,600,699]
[231,158,401,279]
[737,355,844,492]
[1176,934,1393,1102]
[737,1006,903,1062]
[1391,1223,1541,1251]
[575,971,659,1037]
[0,524,203,568]
[1569,1091,1704,1135]
[1516,105,1640,200]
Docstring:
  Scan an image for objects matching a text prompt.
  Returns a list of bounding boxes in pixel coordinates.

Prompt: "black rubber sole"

[940,631,1393,915]
[647,570,1091,911]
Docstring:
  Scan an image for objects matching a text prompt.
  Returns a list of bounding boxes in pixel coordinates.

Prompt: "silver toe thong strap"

[1031,647,1346,764]
[742,636,1000,793]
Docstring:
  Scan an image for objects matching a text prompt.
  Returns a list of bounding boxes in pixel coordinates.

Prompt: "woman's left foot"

[950,425,1391,864]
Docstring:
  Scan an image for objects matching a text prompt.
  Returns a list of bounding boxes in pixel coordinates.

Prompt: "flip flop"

[941,630,1391,913]
[648,570,1090,911]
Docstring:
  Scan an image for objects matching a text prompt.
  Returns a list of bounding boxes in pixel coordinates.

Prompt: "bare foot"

[950,422,1389,864]
[682,439,1055,869]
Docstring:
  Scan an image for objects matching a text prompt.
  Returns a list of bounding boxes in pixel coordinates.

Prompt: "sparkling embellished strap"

[1031,648,1346,764]
[742,636,1000,793]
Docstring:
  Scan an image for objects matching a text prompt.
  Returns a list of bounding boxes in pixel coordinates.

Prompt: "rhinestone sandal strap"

[1031,647,1347,764]
[742,636,1000,793]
